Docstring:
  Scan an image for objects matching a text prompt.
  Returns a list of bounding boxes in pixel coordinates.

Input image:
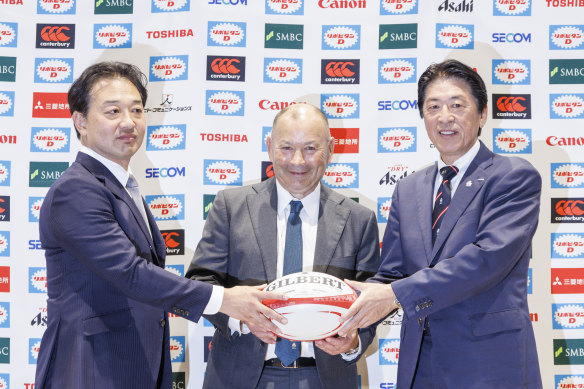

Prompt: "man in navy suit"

[35,62,286,389]
[339,59,543,388]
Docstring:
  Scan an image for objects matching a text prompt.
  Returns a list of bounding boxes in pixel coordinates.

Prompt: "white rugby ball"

[262,271,357,341]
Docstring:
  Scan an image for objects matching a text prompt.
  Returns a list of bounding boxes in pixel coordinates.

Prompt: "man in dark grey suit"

[187,103,381,389]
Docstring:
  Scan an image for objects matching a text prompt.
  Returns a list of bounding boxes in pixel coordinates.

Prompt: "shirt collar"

[79,146,132,188]
[275,180,320,220]
[437,140,480,174]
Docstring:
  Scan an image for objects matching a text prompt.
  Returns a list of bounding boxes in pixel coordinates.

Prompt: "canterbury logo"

[211,58,241,74]
[161,232,180,248]
[496,96,527,112]
[555,200,584,216]
[40,26,71,42]
[325,61,355,77]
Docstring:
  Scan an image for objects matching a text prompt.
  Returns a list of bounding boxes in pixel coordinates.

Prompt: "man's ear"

[71,111,87,138]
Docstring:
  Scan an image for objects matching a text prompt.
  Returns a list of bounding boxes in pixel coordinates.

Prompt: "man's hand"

[220,285,288,334]
[314,330,359,356]
[337,280,397,337]
[245,321,278,344]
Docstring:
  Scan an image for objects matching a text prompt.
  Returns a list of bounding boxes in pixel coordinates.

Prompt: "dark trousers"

[256,366,323,389]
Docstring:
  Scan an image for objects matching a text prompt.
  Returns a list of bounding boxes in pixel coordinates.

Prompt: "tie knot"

[289,200,303,215]
[440,165,459,182]
[126,174,139,189]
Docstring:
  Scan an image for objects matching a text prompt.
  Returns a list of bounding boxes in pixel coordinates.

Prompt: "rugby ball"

[262,271,357,341]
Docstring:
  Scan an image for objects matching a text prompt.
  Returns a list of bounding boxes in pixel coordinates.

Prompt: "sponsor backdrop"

[1,0,583,387]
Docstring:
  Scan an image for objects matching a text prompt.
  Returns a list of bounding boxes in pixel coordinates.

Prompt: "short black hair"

[68,62,148,138]
[417,59,487,120]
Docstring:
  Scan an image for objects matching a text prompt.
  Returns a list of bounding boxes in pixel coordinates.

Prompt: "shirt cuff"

[203,285,224,315]
[340,335,362,361]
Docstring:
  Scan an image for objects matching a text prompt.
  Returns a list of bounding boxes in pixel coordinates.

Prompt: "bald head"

[267,103,334,199]
[272,103,330,142]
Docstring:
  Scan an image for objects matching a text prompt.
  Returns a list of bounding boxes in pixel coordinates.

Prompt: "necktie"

[275,200,303,366]
[126,174,151,235]
[432,165,458,245]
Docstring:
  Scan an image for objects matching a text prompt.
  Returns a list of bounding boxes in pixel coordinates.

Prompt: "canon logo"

[211,58,240,74]
[547,136,584,146]
[319,0,366,8]
[496,96,526,112]
[41,26,70,42]
[556,200,584,216]
[259,100,306,110]
[325,62,355,77]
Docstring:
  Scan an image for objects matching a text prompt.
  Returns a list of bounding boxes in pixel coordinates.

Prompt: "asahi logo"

[145,194,185,221]
[93,23,132,49]
[492,60,530,85]
[149,55,188,81]
[550,25,584,50]
[380,0,417,15]
[146,125,186,150]
[378,58,416,83]
[493,0,530,16]
[438,0,473,12]
[208,21,246,47]
[550,94,584,119]
[436,23,474,49]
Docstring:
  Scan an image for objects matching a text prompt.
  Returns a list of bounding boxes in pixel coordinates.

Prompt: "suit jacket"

[35,152,213,389]
[372,141,542,389]
[186,177,381,389]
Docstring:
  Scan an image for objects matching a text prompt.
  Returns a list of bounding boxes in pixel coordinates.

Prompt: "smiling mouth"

[439,130,456,135]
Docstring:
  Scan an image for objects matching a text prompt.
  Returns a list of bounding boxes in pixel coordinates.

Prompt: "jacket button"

[418,318,423,326]
[160,319,166,327]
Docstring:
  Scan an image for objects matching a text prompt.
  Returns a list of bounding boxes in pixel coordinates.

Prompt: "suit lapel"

[247,179,278,281]
[75,153,158,257]
[430,142,493,260]
[313,186,351,271]
[417,166,437,265]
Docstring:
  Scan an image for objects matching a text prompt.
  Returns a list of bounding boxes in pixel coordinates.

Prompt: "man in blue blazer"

[187,103,381,389]
[35,62,286,389]
[339,59,543,388]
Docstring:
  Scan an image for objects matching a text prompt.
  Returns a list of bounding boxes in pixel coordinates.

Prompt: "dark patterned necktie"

[432,166,458,245]
[126,174,151,234]
[275,200,303,366]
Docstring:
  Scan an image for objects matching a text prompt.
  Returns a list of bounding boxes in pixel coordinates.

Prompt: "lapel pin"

[478,178,484,181]
[466,180,472,187]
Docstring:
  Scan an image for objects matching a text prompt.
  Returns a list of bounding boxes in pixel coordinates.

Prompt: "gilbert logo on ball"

[262,272,357,341]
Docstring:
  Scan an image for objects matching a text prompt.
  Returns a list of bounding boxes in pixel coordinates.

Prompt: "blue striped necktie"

[432,166,458,246]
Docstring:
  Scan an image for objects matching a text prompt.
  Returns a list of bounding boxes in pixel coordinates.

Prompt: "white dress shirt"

[78,146,223,315]
[432,140,480,204]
